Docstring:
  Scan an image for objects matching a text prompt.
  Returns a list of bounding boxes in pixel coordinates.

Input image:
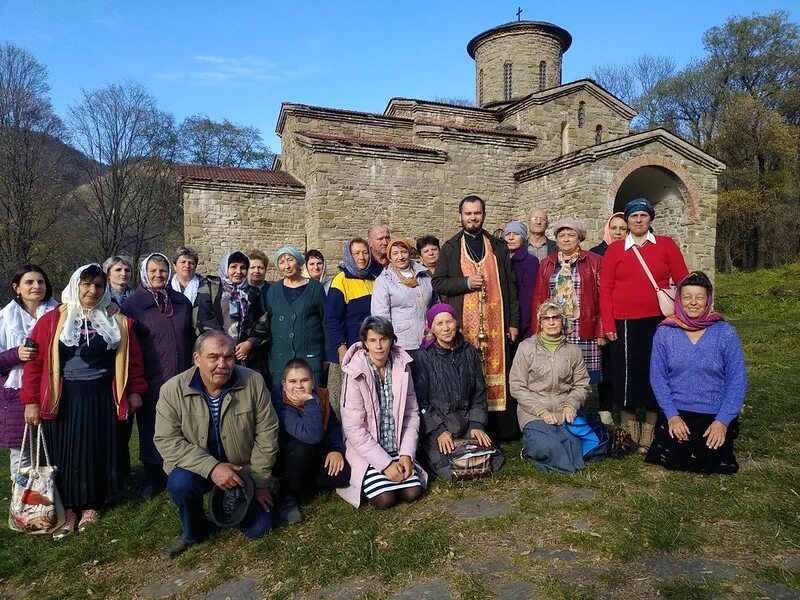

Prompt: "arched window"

[539,61,546,90]
[578,102,586,128]
[479,69,484,106]
[595,124,603,144]
[503,62,513,100]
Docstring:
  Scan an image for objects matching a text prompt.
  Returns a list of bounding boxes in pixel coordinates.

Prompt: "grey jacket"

[154,365,279,489]
[370,262,433,351]
[509,336,590,430]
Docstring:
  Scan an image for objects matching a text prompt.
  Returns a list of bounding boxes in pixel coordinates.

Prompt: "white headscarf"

[0,297,58,388]
[59,263,121,349]
[171,273,201,304]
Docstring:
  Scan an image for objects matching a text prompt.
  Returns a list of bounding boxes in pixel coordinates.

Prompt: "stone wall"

[503,89,632,158]
[183,181,306,278]
[517,142,719,274]
[473,30,564,107]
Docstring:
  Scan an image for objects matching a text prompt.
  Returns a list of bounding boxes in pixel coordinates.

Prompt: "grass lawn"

[1,264,799,599]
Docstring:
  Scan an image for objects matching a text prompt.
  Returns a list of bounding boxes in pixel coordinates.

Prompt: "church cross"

[516,6,522,21]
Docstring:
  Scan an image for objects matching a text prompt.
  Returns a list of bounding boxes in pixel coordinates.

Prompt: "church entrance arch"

[609,155,700,242]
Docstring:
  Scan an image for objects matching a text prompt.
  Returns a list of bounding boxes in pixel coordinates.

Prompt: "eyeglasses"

[540,315,562,322]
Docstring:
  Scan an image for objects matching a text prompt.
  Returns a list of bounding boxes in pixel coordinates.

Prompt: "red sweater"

[21,306,147,421]
[599,236,688,334]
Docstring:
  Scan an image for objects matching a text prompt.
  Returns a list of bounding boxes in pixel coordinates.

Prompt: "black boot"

[141,463,167,499]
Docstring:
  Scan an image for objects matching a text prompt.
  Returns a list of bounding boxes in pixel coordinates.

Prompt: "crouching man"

[155,330,279,558]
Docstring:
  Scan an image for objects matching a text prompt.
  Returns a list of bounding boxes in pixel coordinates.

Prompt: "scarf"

[171,273,201,304]
[59,263,122,349]
[109,286,133,307]
[0,297,58,388]
[539,332,565,353]
[553,251,579,321]
[603,212,626,246]
[393,267,419,288]
[339,241,372,279]
[218,253,250,323]
[659,291,725,332]
[140,253,174,316]
[283,388,331,432]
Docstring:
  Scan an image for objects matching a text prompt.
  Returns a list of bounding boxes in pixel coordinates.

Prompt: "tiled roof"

[175,164,303,187]
[296,131,441,154]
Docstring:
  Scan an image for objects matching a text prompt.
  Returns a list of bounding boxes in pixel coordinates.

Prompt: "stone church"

[178,20,724,276]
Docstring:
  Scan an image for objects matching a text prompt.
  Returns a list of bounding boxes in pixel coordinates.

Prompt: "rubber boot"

[624,419,641,448]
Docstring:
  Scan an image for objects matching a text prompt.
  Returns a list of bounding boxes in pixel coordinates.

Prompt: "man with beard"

[432,195,520,440]
[155,330,279,557]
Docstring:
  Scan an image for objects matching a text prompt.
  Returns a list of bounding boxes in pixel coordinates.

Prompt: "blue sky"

[1,0,798,152]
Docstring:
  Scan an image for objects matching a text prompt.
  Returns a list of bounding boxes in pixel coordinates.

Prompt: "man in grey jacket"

[155,330,279,558]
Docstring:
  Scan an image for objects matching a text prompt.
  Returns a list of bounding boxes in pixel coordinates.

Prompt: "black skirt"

[609,316,662,410]
[645,410,739,474]
[43,377,120,509]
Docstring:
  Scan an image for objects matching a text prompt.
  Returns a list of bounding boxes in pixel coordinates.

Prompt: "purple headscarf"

[659,274,724,332]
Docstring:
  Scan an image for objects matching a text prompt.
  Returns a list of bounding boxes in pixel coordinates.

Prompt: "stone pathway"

[642,554,744,581]
[444,497,513,519]
[551,487,598,503]
[139,569,209,599]
[387,579,453,600]
[190,578,262,600]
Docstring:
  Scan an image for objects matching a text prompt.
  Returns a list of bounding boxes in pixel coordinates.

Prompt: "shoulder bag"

[8,424,65,534]
[631,245,676,317]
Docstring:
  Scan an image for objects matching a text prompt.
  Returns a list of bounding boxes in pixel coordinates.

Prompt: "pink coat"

[336,342,428,507]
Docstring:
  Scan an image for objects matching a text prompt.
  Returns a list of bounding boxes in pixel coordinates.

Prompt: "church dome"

[468,21,572,108]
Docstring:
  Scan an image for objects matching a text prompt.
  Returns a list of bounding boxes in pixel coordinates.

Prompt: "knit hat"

[273,246,305,267]
[553,217,586,241]
[624,198,655,220]
[503,221,528,245]
[422,303,458,348]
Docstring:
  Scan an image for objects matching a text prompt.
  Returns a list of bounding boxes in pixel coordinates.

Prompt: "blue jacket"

[324,271,374,363]
[271,385,346,453]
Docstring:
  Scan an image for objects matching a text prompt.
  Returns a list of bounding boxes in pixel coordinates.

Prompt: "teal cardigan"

[265,279,327,388]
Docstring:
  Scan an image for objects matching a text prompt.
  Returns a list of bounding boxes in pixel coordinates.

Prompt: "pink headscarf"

[421,303,457,348]
[659,274,725,332]
[603,212,626,246]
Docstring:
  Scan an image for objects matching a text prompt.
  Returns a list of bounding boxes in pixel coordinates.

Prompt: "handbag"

[631,245,676,317]
[8,424,65,534]
[448,437,501,481]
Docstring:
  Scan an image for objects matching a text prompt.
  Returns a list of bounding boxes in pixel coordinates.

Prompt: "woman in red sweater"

[22,264,147,538]
[599,199,688,452]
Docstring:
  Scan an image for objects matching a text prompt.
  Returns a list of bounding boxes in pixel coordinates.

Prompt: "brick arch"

[609,154,700,220]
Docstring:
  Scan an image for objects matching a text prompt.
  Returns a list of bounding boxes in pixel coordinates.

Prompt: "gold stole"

[460,236,507,411]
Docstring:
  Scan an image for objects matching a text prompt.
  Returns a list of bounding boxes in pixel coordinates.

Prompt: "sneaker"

[53,509,78,540]
[163,535,196,559]
[78,509,100,532]
[279,497,302,525]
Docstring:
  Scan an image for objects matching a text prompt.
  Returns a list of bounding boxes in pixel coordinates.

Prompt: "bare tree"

[178,115,274,168]
[68,81,179,262]
[0,44,68,267]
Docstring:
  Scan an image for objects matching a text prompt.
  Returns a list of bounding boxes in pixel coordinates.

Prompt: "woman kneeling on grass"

[338,316,427,509]
[272,358,350,524]
[509,301,600,474]
[645,271,746,474]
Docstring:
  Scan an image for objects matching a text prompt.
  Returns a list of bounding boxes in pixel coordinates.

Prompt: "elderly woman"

[0,265,58,476]
[504,221,539,340]
[645,272,746,474]
[265,246,326,388]
[338,316,426,509]
[590,213,628,425]
[370,239,433,356]
[531,218,604,384]
[247,249,271,305]
[413,304,503,480]
[171,246,205,307]
[302,249,334,294]
[196,251,270,372]
[600,198,688,452]
[121,253,194,498]
[103,255,134,307]
[325,238,376,411]
[416,236,440,277]
[22,264,147,538]
[509,301,593,473]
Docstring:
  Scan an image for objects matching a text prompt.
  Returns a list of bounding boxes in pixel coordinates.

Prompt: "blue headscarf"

[273,246,305,267]
[624,198,655,220]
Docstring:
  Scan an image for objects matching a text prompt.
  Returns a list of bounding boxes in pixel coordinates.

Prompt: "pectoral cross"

[516,6,522,21]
